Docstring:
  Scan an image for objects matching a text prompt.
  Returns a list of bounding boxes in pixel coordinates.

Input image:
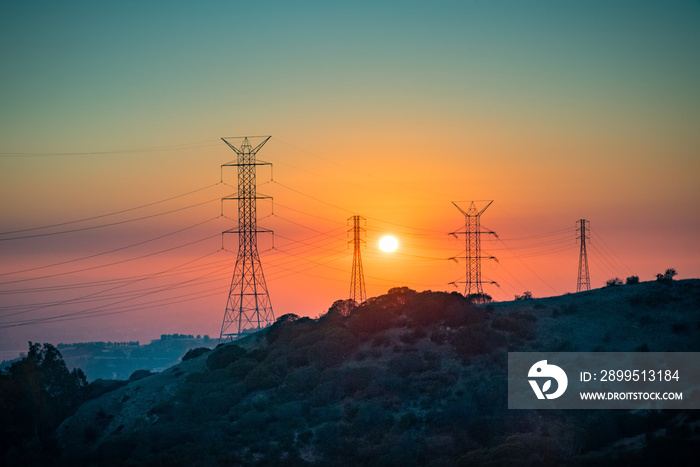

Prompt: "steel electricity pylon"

[449,200,498,302]
[576,218,591,292]
[219,136,274,341]
[348,215,366,305]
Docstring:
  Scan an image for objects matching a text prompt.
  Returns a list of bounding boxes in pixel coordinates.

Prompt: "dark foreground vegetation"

[3,279,700,466]
[0,343,88,465]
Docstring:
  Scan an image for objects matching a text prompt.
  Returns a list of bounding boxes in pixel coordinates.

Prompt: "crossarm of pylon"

[223,228,273,235]
[451,200,494,217]
[221,160,273,168]
[221,136,271,155]
[222,195,273,200]
[450,230,496,235]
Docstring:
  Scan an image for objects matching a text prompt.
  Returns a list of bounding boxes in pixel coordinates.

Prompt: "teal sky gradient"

[2,1,698,149]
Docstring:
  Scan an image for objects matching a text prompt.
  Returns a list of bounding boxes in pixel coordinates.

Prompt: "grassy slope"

[57,280,700,466]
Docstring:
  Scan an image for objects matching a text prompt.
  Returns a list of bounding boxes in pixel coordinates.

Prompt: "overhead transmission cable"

[0,217,218,278]
[0,234,220,286]
[0,197,221,242]
[0,139,219,158]
[0,182,220,236]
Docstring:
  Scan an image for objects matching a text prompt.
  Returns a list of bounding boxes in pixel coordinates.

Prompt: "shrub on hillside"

[514,291,533,300]
[443,302,487,328]
[84,379,128,400]
[206,344,246,370]
[128,369,154,382]
[450,323,504,357]
[404,291,466,327]
[243,357,286,391]
[656,268,677,283]
[265,313,301,344]
[467,293,492,303]
[182,347,210,361]
[626,275,640,285]
[325,299,356,317]
[388,351,432,377]
[606,277,623,287]
[347,301,397,336]
[307,327,358,368]
[492,312,536,341]
[283,365,321,395]
[671,322,690,335]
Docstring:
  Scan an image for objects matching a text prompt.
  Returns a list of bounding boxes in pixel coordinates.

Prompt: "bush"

[626,275,640,285]
[388,352,431,377]
[206,344,246,370]
[347,304,397,336]
[514,291,533,300]
[656,268,677,283]
[606,277,623,287]
[467,293,492,303]
[450,323,504,357]
[85,379,128,400]
[671,322,690,335]
[128,369,154,382]
[243,358,286,391]
[182,347,211,361]
[491,313,536,341]
[307,327,358,368]
[326,299,356,317]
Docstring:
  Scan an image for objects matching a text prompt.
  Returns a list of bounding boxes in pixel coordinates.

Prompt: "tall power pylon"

[219,136,275,341]
[449,200,498,302]
[348,215,366,305]
[576,218,591,292]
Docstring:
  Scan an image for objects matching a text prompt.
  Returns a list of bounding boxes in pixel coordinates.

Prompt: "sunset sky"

[1,1,699,354]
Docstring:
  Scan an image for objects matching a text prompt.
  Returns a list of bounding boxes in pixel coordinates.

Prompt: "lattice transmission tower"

[219,136,274,341]
[449,200,498,302]
[576,218,591,292]
[348,215,366,305]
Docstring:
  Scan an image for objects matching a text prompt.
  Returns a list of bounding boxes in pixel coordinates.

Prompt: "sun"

[378,235,399,253]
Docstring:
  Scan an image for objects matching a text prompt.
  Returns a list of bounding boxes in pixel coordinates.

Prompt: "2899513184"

[599,369,679,382]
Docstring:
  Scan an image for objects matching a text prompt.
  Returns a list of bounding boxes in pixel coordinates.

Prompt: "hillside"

[56,280,700,466]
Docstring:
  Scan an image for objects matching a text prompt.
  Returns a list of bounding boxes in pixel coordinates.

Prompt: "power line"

[0,183,219,236]
[0,250,224,326]
[0,217,218,278]
[0,197,220,242]
[0,234,220,286]
[0,256,233,295]
[494,237,560,296]
[0,139,219,158]
[0,250,222,319]
[591,230,634,276]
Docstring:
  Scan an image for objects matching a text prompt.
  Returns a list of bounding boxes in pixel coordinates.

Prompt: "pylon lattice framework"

[219,136,274,341]
[348,215,366,305]
[576,218,591,292]
[449,201,498,302]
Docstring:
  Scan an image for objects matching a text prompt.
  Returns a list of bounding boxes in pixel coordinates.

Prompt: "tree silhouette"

[0,342,87,458]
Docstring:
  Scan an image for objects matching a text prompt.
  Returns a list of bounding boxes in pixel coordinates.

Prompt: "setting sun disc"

[379,236,399,253]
